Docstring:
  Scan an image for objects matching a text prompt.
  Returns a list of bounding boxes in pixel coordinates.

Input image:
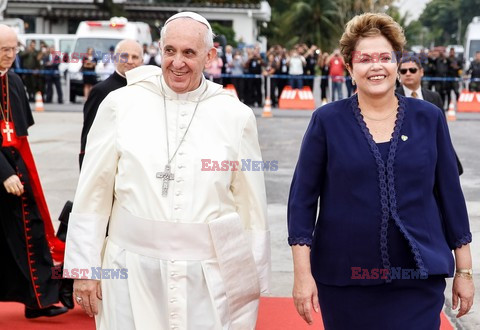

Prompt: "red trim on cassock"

[13,136,65,262]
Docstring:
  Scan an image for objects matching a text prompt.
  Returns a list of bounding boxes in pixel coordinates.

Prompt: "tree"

[418,0,460,46]
[211,22,238,48]
[459,0,480,41]
[264,0,342,50]
[264,0,397,51]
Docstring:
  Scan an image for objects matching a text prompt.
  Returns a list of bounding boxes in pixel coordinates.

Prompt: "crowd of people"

[9,35,480,110]
[206,43,480,112]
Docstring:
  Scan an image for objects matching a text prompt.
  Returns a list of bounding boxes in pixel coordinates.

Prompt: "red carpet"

[0,298,454,329]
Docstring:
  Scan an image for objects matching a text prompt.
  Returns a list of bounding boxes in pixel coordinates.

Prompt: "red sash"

[8,133,65,262]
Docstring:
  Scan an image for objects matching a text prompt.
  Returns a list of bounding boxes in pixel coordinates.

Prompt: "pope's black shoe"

[25,305,68,319]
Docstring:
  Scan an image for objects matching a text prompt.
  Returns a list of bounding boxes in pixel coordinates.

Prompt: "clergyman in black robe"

[0,24,68,318]
[79,39,144,169]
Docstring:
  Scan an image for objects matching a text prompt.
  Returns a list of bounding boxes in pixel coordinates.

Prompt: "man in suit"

[396,56,463,175]
[44,46,63,104]
[396,56,443,108]
[79,39,143,168]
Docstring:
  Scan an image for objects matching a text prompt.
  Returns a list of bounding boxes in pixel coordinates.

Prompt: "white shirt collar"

[115,69,126,78]
[402,85,423,100]
[0,69,8,77]
[160,75,207,102]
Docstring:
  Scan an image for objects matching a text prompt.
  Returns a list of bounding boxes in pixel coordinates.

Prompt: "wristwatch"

[455,268,473,279]
[456,268,473,275]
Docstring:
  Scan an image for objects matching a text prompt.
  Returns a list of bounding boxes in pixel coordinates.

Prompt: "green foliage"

[263,0,397,51]
[414,0,480,47]
[155,0,262,3]
[459,0,480,40]
[418,0,459,46]
[263,0,343,51]
[211,22,238,48]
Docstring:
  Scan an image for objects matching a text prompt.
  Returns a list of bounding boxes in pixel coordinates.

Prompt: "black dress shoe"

[25,305,68,319]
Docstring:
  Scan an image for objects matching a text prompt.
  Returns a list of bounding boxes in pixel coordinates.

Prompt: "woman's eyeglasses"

[399,68,418,75]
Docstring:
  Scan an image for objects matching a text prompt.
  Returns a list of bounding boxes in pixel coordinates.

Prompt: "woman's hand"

[74,279,102,317]
[452,276,474,318]
[293,272,320,325]
[3,175,24,196]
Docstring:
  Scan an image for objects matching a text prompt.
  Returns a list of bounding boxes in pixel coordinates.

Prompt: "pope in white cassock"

[63,12,270,330]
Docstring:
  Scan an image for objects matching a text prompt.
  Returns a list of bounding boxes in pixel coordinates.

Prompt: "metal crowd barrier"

[11,68,480,106]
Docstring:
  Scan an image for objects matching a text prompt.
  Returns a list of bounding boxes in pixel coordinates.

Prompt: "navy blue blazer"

[288,94,471,286]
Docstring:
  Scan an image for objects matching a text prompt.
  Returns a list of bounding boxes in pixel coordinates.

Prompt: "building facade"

[2,0,271,46]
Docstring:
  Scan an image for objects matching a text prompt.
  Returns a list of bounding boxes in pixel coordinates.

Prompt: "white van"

[67,17,152,102]
[464,17,480,71]
[17,33,76,75]
[0,18,25,34]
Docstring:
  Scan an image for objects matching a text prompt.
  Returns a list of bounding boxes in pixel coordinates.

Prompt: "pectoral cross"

[156,164,175,197]
[2,121,13,142]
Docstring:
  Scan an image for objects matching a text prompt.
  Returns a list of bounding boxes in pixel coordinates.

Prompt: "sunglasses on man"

[399,68,418,74]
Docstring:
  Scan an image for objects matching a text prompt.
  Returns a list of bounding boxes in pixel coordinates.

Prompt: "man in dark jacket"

[44,46,63,104]
[79,39,143,168]
[396,56,463,175]
[467,51,480,92]
[434,49,449,110]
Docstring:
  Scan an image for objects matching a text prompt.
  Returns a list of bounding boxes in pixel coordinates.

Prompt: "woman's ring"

[76,296,83,303]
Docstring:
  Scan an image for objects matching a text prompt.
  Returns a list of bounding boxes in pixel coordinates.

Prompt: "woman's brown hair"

[340,13,406,67]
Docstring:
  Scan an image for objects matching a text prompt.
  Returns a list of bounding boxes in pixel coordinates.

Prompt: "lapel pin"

[401,135,408,141]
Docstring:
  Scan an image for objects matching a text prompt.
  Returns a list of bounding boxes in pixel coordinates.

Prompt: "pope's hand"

[74,279,102,317]
[3,174,24,196]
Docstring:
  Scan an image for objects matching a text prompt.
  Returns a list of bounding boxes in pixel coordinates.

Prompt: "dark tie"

[411,91,418,98]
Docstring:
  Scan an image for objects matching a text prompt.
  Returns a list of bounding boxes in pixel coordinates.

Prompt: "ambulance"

[67,17,152,102]
[17,33,76,75]
[464,16,480,72]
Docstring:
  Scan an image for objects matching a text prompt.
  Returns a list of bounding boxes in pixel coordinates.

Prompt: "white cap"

[164,11,212,32]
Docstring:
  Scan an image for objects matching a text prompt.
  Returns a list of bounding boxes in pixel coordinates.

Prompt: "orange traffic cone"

[447,101,456,121]
[224,84,238,99]
[35,92,44,112]
[262,97,273,118]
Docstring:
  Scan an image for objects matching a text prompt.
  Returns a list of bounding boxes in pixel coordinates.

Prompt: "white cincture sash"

[107,204,260,328]
[108,204,215,260]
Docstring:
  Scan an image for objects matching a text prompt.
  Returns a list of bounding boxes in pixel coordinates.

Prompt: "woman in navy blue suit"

[288,13,474,329]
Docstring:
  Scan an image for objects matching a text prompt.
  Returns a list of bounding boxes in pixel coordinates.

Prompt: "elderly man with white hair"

[0,24,69,318]
[79,39,143,168]
[64,12,270,330]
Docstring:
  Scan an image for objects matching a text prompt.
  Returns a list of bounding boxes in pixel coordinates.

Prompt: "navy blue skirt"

[317,276,446,330]
[316,216,447,330]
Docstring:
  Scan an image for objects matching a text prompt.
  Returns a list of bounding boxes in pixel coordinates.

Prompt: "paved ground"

[29,103,479,329]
